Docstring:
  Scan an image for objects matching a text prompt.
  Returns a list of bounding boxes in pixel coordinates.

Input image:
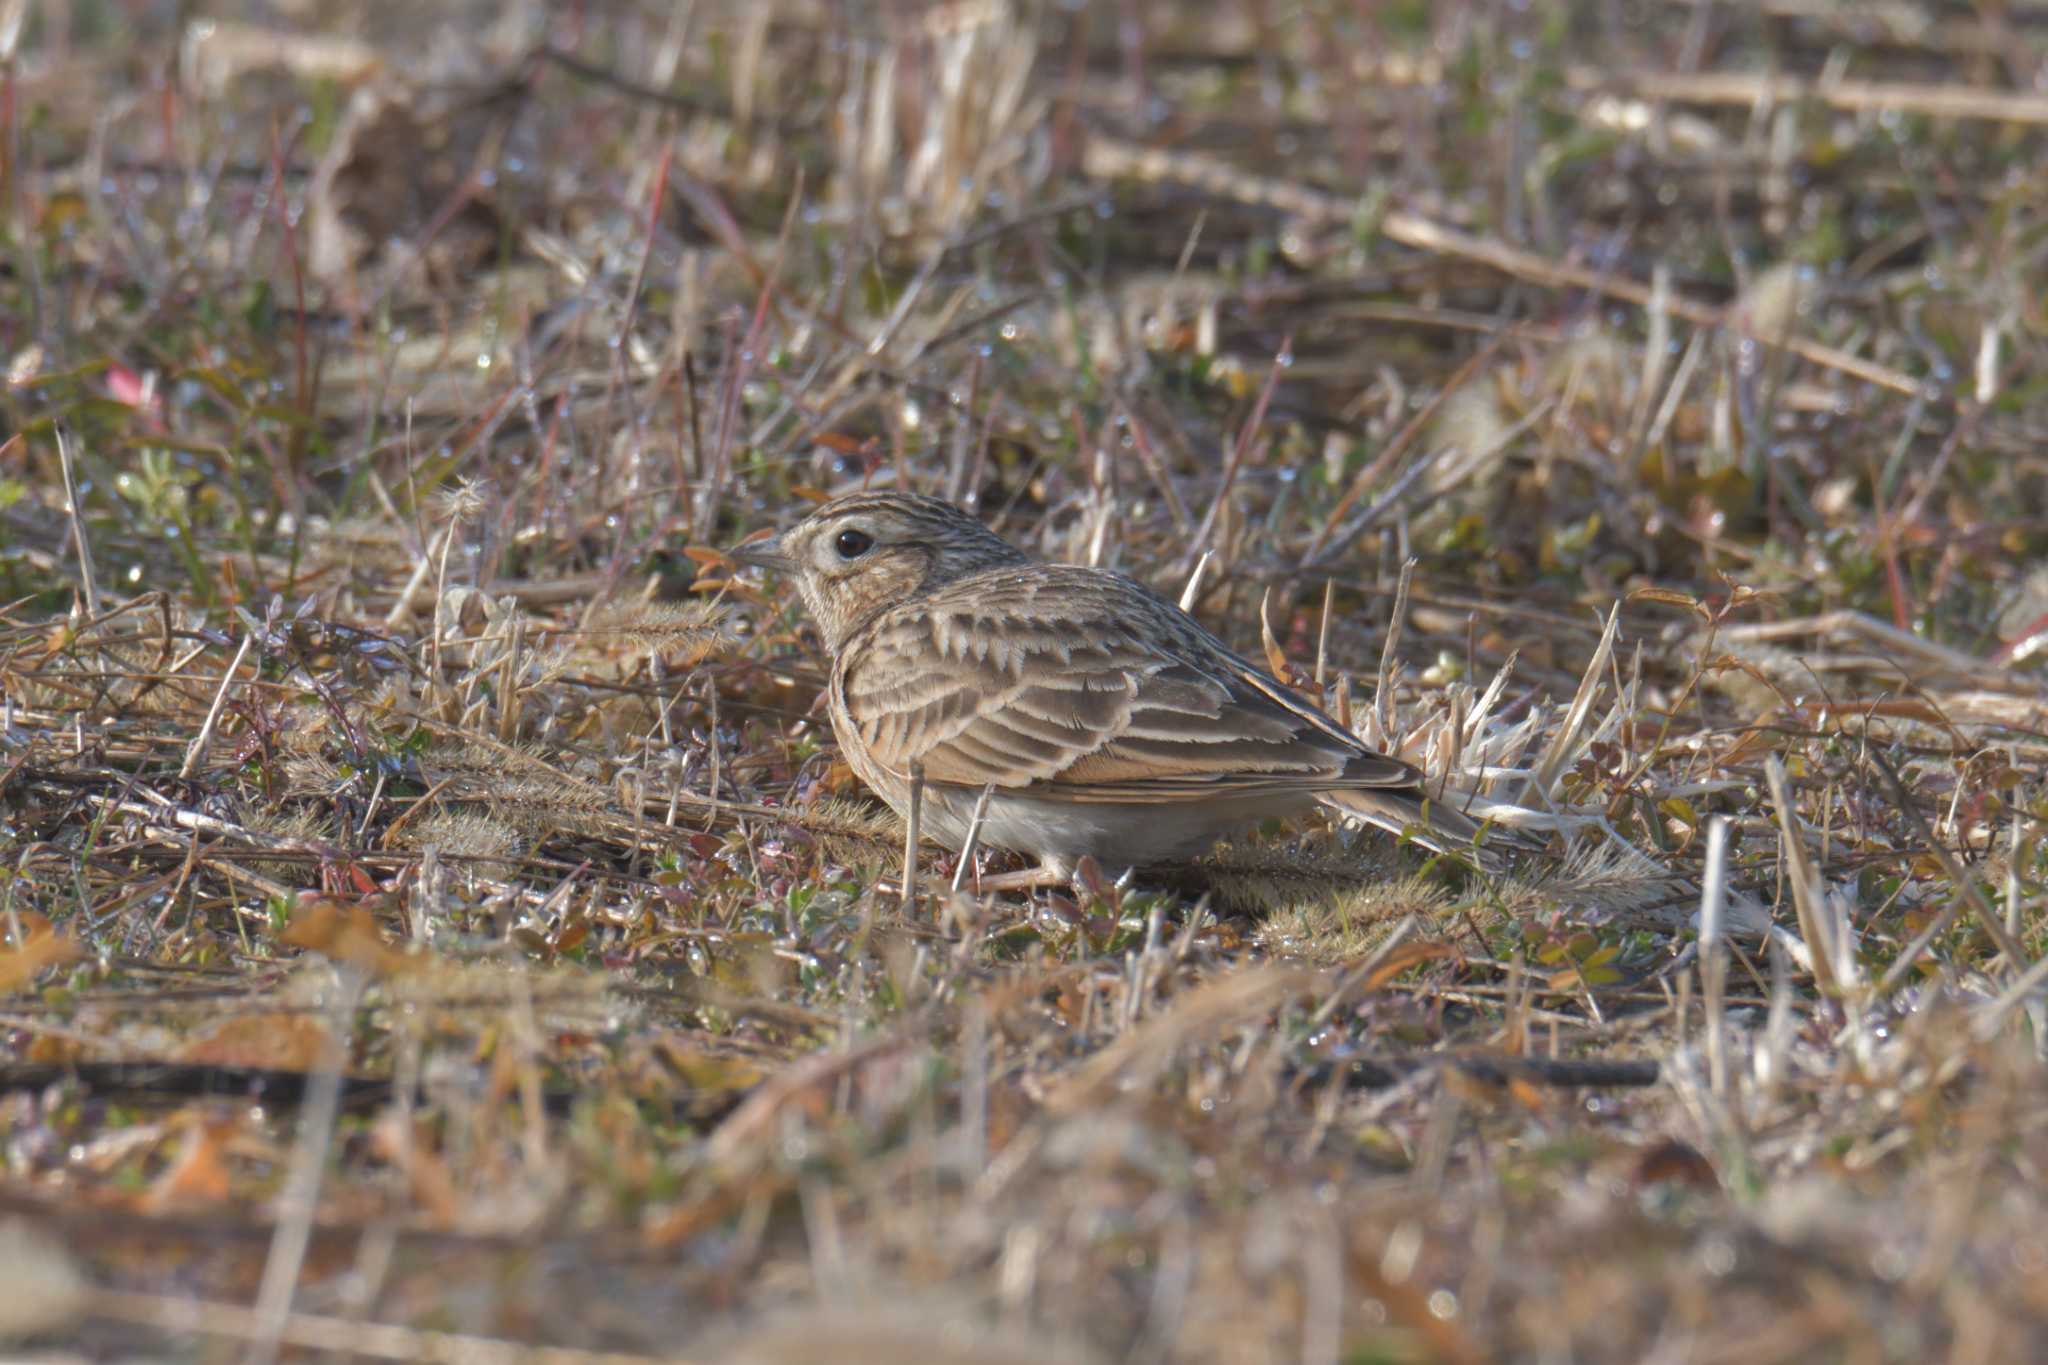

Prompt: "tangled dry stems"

[1,2,2046,1359]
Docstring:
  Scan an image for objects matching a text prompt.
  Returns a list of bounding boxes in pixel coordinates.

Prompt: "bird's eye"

[834,528,874,559]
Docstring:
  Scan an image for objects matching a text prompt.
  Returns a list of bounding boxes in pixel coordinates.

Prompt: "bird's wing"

[837,565,1421,803]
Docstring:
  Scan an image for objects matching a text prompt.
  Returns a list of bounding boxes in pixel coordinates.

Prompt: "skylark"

[738,491,1485,885]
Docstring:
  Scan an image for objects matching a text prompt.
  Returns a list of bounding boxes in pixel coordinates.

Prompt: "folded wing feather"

[839,565,1424,801]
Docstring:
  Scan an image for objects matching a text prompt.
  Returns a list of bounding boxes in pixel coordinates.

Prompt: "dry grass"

[3,1,2048,1359]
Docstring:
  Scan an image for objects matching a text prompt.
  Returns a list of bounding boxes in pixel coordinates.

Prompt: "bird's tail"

[1318,786,1526,874]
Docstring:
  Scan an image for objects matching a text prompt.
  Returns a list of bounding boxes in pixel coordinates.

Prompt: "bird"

[735,490,1489,888]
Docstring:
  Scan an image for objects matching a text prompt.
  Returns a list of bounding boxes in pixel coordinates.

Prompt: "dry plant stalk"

[3,6,2046,1361]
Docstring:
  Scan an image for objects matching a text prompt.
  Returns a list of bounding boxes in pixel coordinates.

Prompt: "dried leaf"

[24,1033,86,1064]
[1357,940,1454,993]
[552,914,591,956]
[1633,1138,1719,1190]
[1258,588,1293,682]
[370,1114,461,1225]
[181,1013,337,1071]
[142,1118,237,1212]
[1625,585,1705,614]
[655,1038,767,1094]
[275,894,412,977]
[0,913,84,994]
[1659,796,1699,829]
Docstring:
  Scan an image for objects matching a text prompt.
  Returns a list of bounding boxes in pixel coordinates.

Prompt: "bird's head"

[734,491,1028,650]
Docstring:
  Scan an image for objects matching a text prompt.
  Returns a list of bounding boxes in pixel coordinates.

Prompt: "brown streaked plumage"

[737,491,1483,882]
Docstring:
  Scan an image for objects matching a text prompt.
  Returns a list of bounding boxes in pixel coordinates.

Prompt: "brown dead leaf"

[1716,717,1781,768]
[369,1115,461,1226]
[1257,588,1308,688]
[180,1013,337,1071]
[821,759,861,796]
[1356,940,1455,993]
[1441,1061,1549,1112]
[654,1038,768,1095]
[37,623,72,664]
[551,910,591,958]
[0,912,85,994]
[275,895,412,977]
[5,911,59,943]
[483,1031,540,1113]
[24,1032,87,1064]
[142,1118,238,1213]
[1633,1137,1720,1190]
[1624,585,1706,614]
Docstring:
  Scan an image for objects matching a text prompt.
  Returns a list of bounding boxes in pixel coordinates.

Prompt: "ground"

[2,2,2047,1361]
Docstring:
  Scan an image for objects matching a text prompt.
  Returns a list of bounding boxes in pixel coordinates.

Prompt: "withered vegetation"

[2,2,2047,1360]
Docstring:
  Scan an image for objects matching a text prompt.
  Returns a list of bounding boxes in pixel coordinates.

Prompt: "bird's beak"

[730,530,793,573]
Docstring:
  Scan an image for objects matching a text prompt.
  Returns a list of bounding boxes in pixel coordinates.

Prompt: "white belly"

[913,784,1315,876]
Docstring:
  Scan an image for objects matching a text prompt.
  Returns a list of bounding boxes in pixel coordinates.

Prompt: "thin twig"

[245,970,364,1365]
[1699,816,1731,1096]
[91,1286,684,1365]
[1083,135,1924,397]
[951,783,995,894]
[179,634,255,779]
[902,761,924,915]
[56,427,100,617]
[1866,749,2030,973]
